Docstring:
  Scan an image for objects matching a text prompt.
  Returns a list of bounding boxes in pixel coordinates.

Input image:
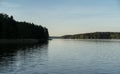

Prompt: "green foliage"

[62,32,120,39]
[0,13,49,40]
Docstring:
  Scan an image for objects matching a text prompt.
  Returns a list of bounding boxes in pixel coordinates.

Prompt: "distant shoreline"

[62,32,120,39]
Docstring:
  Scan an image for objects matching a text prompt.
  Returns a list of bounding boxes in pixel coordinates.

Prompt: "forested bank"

[62,32,120,39]
[0,13,49,41]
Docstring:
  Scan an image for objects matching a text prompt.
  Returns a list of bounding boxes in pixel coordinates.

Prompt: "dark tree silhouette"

[0,13,49,40]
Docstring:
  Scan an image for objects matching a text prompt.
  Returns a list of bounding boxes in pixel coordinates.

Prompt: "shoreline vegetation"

[0,39,48,44]
[62,32,120,39]
[0,13,49,44]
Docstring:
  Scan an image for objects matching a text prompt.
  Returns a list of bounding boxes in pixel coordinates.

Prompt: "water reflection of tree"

[0,42,48,73]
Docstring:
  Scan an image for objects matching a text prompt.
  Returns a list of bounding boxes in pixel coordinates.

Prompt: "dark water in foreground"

[0,39,120,74]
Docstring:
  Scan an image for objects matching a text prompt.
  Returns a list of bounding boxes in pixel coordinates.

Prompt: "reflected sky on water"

[0,39,120,74]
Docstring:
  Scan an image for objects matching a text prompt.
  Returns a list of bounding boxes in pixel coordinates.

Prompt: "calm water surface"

[0,39,120,74]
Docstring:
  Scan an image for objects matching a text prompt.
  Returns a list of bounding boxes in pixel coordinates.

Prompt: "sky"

[0,0,120,36]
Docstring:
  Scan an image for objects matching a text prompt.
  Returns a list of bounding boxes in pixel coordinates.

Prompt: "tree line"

[0,13,49,40]
[62,32,120,39]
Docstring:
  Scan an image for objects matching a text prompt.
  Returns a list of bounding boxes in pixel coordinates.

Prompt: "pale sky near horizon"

[0,0,120,36]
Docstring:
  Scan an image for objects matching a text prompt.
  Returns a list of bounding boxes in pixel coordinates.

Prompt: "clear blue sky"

[0,0,120,36]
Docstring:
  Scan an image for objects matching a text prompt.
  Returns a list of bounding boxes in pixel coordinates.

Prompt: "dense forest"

[0,13,49,40]
[62,32,120,39]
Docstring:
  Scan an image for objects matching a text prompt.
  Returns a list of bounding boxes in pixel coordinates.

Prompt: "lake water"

[0,39,120,74]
